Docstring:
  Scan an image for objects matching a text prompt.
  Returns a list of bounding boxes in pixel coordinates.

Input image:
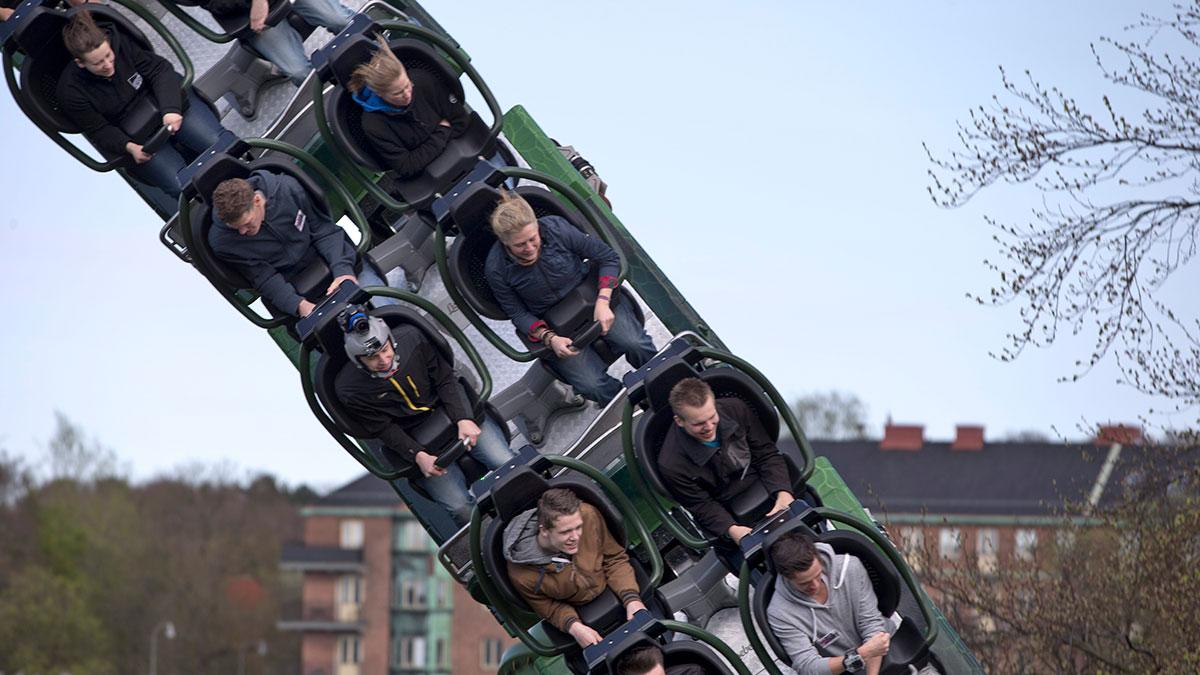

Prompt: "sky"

[2,1,1196,491]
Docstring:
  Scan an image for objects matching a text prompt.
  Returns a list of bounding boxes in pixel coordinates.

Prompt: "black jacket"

[56,23,184,157]
[333,324,475,469]
[208,170,357,315]
[359,68,469,178]
[657,398,793,537]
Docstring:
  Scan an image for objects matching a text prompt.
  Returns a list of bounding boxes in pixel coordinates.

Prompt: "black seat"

[180,139,365,319]
[587,624,736,675]
[3,2,219,168]
[630,354,805,534]
[168,0,308,42]
[440,179,644,359]
[310,304,507,492]
[750,519,924,672]
[318,25,497,207]
[477,466,658,655]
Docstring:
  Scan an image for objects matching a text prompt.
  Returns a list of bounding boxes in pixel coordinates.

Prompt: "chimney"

[1095,424,1142,446]
[951,425,985,451]
[881,423,924,451]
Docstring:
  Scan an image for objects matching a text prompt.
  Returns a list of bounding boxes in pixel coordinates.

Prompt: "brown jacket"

[502,502,640,632]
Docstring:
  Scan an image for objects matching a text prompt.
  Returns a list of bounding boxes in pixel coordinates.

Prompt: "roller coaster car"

[314,18,497,208]
[583,613,735,675]
[307,301,509,487]
[476,458,662,656]
[2,0,218,171]
[179,133,392,323]
[436,172,645,361]
[624,346,810,542]
[745,513,927,675]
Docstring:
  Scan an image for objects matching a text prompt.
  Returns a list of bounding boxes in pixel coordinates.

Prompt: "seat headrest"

[448,182,502,238]
[491,467,551,522]
[326,31,380,88]
[643,357,701,412]
[189,153,251,204]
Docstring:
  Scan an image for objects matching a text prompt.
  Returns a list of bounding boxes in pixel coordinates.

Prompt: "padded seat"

[631,356,805,532]
[590,639,735,675]
[311,305,507,490]
[478,467,658,655]
[750,519,925,672]
[319,29,497,207]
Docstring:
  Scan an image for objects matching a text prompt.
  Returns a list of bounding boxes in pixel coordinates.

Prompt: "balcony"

[277,600,364,633]
[280,543,364,573]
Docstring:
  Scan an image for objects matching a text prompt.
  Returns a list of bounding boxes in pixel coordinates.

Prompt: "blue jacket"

[484,215,620,340]
[208,170,357,315]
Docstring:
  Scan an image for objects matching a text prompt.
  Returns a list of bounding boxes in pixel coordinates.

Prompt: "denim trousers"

[128,89,226,201]
[412,415,513,526]
[545,300,657,404]
[247,0,355,85]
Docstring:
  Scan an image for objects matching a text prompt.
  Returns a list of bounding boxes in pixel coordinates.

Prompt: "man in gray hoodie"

[766,530,891,675]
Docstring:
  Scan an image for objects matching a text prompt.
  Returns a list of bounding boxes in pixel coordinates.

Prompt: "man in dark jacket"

[502,487,646,647]
[333,310,513,525]
[658,378,797,544]
[208,169,404,317]
[485,191,657,404]
[615,643,709,675]
[56,10,225,207]
[348,37,470,178]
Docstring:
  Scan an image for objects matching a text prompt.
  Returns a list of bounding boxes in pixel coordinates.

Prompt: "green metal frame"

[310,19,504,213]
[620,343,818,550]
[658,620,754,675]
[297,286,494,481]
[433,165,629,362]
[1,0,194,172]
[736,508,940,675]
[468,454,664,658]
[176,137,371,329]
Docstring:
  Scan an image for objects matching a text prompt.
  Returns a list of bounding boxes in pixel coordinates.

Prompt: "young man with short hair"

[332,310,513,525]
[658,377,796,544]
[502,487,647,647]
[615,643,708,675]
[208,170,404,317]
[766,530,891,675]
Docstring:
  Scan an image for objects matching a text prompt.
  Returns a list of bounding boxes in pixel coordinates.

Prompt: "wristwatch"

[843,648,864,673]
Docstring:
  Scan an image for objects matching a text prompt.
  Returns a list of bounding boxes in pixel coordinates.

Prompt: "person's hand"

[766,491,796,517]
[415,450,447,478]
[456,419,481,448]
[568,622,603,648]
[548,335,579,359]
[858,632,890,659]
[297,299,316,317]
[594,299,615,335]
[438,118,452,127]
[624,599,647,620]
[327,274,358,296]
[126,142,152,163]
[0,7,16,20]
[249,0,269,32]
[162,113,183,134]
[728,524,753,544]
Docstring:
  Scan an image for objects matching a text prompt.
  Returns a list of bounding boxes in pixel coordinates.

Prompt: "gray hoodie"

[766,542,889,675]
[502,507,570,567]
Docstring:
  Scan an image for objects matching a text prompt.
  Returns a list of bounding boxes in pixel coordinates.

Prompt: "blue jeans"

[413,415,513,525]
[128,89,226,201]
[248,0,355,85]
[545,300,657,404]
[356,263,406,308]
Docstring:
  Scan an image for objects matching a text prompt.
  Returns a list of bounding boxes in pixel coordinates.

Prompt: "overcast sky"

[2,1,1195,491]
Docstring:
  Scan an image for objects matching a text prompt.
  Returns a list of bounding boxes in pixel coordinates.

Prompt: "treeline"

[0,415,313,675]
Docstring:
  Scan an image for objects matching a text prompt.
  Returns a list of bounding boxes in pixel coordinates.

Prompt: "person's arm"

[338,387,423,470]
[285,178,356,278]
[548,215,621,293]
[58,82,133,157]
[484,252,546,341]
[767,606,841,675]
[364,112,451,178]
[737,400,793,498]
[660,457,739,539]
[127,32,183,115]
[508,563,581,633]
[1,7,16,21]
[429,73,470,136]
[420,339,473,423]
[593,506,640,608]
[848,557,889,646]
[216,247,305,316]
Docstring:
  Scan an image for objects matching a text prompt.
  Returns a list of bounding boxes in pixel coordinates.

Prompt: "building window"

[1015,528,1038,561]
[435,638,447,668]
[396,520,427,550]
[397,576,428,608]
[340,519,364,549]
[898,527,924,572]
[337,575,362,605]
[396,637,426,668]
[338,636,362,664]
[976,528,999,574]
[938,528,961,560]
[435,579,450,608]
[481,638,504,670]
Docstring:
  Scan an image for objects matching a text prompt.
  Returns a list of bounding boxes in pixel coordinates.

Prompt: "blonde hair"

[489,190,536,241]
[348,36,407,94]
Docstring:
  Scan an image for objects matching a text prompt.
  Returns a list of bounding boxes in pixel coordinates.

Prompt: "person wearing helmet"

[332,309,514,525]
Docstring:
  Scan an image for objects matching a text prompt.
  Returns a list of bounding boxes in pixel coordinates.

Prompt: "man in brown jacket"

[502,487,647,647]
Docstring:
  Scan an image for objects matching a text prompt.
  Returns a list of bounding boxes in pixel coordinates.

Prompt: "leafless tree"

[792,390,870,440]
[926,2,1200,410]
